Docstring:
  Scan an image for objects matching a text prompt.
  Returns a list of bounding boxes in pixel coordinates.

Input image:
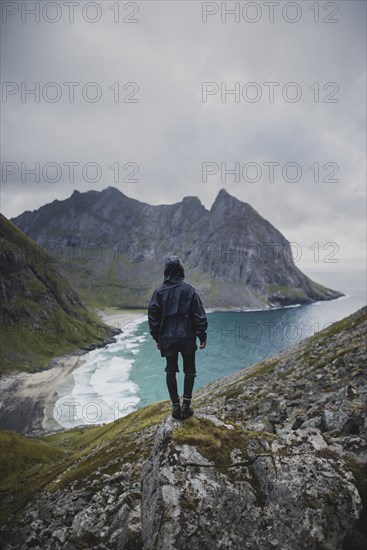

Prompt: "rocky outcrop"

[11,187,342,308]
[1,307,366,549]
[141,416,362,550]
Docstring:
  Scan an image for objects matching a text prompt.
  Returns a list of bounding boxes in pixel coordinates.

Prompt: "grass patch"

[224,386,244,400]
[0,431,66,487]
[172,417,276,475]
[0,400,171,523]
[267,284,307,301]
[172,417,277,507]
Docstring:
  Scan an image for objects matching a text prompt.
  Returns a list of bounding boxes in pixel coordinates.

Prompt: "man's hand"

[156,342,160,350]
[200,340,207,349]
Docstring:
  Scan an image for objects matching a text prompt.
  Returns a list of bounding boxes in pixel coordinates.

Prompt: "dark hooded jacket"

[148,256,208,357]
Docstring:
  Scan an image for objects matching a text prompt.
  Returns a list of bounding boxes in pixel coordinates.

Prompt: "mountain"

[0,306,366,549]
[10,187,342,309]
[0,214,118,374]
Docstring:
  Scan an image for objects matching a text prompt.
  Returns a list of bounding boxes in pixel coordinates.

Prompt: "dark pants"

[165,351,196,404]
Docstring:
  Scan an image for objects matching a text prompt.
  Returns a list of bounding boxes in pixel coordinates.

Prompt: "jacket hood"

[164,255,185,282]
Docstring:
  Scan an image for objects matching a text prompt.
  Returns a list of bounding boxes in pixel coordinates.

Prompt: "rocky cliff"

[11,188,342,309]
[0,215,118,374]
[0,306,366,549]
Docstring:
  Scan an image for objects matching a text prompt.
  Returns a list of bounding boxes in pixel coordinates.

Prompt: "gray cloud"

[1,0,366,272]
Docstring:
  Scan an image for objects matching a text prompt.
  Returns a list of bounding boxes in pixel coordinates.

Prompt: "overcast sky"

[1,0,366,273]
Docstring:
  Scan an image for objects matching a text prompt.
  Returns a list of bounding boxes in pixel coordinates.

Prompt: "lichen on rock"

[140,416,362,550]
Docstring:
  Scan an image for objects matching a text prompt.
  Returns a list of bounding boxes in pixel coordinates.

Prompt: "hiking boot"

[172,403,182,420]
[181,404,194,420]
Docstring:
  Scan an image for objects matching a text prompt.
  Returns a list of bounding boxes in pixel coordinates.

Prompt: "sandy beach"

[97,308,147,331]
[0,309,146,436]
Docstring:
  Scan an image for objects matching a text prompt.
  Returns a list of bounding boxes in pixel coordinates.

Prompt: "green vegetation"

[172,417,276,476]
[223,386,244,400]
[0,400,171,522]
[58,251,153,309]
[0,215,114,374]
[1,311,112,375]
[266,284,308,301]
[0,430,66,484]
[0,409,277,522]
[172,417,277,507]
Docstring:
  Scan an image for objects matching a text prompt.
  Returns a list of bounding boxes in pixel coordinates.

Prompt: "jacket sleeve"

[191,291,208,343]
[148,290,162,342]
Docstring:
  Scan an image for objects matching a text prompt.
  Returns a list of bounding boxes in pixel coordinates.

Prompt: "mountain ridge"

[0,214,118,374]
[10,187,343,309]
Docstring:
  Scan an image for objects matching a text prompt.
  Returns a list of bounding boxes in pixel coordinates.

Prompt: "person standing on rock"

[148,256,208,420]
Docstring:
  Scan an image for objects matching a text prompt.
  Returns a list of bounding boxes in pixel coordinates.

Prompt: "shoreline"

[0,309,146,436]
[96,308,147,330]
[0,297,349,436]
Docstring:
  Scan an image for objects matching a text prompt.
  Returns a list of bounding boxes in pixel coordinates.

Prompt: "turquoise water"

[55,271,366,427]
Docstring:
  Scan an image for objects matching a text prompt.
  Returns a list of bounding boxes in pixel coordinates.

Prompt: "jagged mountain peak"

[10,189,343,309]
[182,195,203,205]
[212,188,236,205]
[211,188,253,212]
[216,187,232,199]
[99,186,131,200]
[103,186,123,194]
[70,186,126,202]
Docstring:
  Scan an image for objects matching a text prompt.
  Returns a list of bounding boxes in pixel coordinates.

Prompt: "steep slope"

[0,215,118,374]
[11,187,342,309]
[0,307,366,549]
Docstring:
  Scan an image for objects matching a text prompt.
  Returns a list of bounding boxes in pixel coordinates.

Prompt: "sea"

[54,270,366,429]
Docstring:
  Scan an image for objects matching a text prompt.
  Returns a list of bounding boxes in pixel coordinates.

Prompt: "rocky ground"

[0,306,366,550]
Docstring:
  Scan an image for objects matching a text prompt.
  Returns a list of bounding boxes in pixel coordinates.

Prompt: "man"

[148,256,208,420]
